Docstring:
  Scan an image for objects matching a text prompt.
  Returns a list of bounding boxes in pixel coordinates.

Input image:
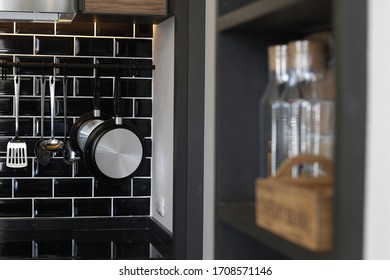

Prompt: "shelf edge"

[217,0,305,32]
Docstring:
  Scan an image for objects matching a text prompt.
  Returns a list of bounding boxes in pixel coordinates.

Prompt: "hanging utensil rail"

[0,60,155,79]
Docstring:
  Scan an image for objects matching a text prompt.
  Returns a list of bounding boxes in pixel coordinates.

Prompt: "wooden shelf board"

[216,202,334,259]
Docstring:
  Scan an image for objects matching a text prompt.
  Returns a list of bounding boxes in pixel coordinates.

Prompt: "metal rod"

[0,61,155,71]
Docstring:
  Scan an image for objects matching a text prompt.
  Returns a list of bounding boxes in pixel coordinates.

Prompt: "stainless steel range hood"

[0,0,77,23]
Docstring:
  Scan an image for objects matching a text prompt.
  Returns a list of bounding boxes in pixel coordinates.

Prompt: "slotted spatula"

[6,75,27,168]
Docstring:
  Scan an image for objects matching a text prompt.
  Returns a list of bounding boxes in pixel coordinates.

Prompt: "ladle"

[40,76,63,152]
[34,77,51,165]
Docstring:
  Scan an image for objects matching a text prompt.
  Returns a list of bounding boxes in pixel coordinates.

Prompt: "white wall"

[203,0,217,259]
[364,0,390,259]
[152,16,175,232]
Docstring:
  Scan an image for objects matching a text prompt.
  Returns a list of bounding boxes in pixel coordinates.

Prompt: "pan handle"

[114,76,123,124]
[93,75,101,118]
[49,76,55,140]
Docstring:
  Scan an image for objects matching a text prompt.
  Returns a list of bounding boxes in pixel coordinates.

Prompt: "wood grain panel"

[84,0,167,16]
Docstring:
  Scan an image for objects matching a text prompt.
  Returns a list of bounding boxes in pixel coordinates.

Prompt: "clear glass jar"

[280,40,327,176]
[259,44,288,177]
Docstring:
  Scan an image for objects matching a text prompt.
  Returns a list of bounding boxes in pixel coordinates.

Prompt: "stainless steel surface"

[41,77,63,152]
[0,0,77,22]
[14,75,19,135]
[94,129,143,179]
[50,77,55,139]
[93,109,101,118]
[115,117,122,125]
[77,119,104,152]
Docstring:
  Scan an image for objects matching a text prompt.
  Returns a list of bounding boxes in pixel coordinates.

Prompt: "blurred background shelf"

[215,0,367,259]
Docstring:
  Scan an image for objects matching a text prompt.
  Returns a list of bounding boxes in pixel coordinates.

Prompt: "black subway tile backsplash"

[0,77,34,96]
[74,159,93,178]
[36,36,74,55]
[54,179,93,197]
[120,79,152,97]
[113,198,150,216]
[74,198,111,217]
[40,118,73,137]
[100,98,133,117]
[56,58,94,76]
[131,119,151,137]
[76,38,113,57]
[34,159,72,178]
[0,199,32,217]
[0,179,12,197]
[61,98,93,117]
[14,179,52,197]
[135,99,152,117]
[0,159,32,177]
[0,22,153,220]
[136,159,151,177]
[133,179,151,197]
[16,23,54,35]
[113,241,150,259]
[19,98,41,116]
[135,24,153,38]
[36,240,73,258]
[0,241,33,258]
[0,97,13,116]
[94,179,131,197]
[76,78,113,97]
[0,22,13,33]
[144,139,152,158]
[16,56,54,75]
[0,118,33,136]
[116,39,153,58]
[0,35,33,54]
[34,199,72,217]
[76,242,111,259]
[135,59,154,78]
[56,22,94,36]
[96,58,153,77]
[97,22,134,37]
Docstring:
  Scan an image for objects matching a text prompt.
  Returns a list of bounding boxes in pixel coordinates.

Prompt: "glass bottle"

[303,31,336,173]
[281,40,326,176]
[259,44,288,177]
[308,35,336,175]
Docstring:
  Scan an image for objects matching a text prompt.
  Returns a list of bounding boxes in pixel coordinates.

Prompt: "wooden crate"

[255,155,334,252]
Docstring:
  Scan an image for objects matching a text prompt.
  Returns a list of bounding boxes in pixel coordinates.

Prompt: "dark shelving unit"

[215,0,367,259]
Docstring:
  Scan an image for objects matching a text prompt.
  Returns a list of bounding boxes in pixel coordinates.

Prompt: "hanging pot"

[83,76,145,183]
[69,75,110,156]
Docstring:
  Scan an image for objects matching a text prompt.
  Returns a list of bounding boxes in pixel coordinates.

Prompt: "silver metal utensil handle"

[14,75,20,137]
[41,77,46,138]
[49,76,55,140]
[63,76,67,139]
